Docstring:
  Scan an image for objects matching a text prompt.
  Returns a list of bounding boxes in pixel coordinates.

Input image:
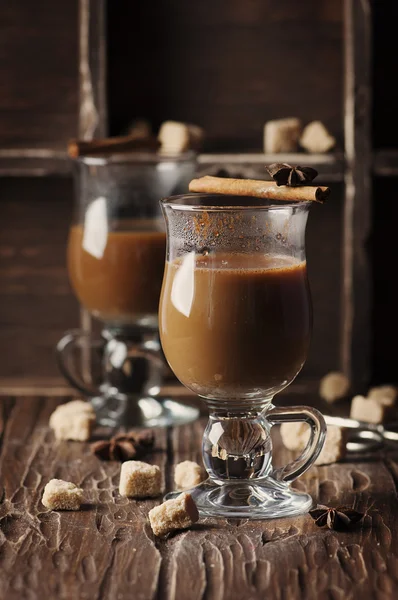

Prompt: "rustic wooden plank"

[0,1,79,149]
[341,0,372,388]
[0,396,165,600]
[0,396,398,599]
[0,178,78,379]
[0,150,70,177]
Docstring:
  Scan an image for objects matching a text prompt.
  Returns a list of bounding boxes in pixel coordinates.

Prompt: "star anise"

[91,430,155,462]
[266,163,318,187]
[309,504,364,530]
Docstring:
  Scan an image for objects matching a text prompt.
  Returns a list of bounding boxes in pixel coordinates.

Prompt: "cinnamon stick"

[189,176,330,203]
[67,135,160,158]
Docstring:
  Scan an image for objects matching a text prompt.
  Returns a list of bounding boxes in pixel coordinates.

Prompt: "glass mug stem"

[203,404,326,485]
[56,328,163,398]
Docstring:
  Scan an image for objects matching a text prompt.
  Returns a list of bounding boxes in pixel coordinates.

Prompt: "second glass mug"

[159,193,326,518]
[57,152,199,428]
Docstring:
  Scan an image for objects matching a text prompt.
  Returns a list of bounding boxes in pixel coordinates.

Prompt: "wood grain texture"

[108,0,343,151]
[0,178,78,379]
[0,0,79,149]
[1,396,398,599]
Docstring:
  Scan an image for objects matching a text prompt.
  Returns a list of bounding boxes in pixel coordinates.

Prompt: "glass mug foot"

[56,328,199,429]
[165,479,313,520]
[165,404,326,520]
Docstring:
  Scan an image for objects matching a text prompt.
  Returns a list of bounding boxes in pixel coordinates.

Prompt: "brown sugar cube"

[350,395,386,424]
[55,399,95,414]
[314,426,347,466]
[319,371,350,403]
[42,479,83,511]
[158,120,204,154]
[119,461,161,498]
[368,385,397,407]
[280,422,309,451]
[263,117,302,153]
[49,400,96,442]
[149,492,199,537]
[174,461,204,490]
[299,120,336,153]
[280,423,346,465]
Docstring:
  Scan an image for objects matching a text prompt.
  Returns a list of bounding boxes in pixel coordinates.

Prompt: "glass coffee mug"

[57,152,199,427]
[159,193,326,518]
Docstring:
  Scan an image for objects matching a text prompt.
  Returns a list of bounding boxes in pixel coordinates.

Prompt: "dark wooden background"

[0,0,396,387]
[108,0,343,151]
[0,0,79,148]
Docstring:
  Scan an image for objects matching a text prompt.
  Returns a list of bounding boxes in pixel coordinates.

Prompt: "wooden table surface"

[1,391,398,600]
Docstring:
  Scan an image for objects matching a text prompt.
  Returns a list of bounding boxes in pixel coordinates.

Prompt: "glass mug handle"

[56,329,105,396]
[267,405,327,482]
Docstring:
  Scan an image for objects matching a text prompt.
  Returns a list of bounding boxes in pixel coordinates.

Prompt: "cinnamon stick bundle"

[189,176,330,203]
[68,134,160,158]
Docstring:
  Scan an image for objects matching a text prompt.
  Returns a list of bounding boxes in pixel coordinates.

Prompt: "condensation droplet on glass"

[276,233,282,240]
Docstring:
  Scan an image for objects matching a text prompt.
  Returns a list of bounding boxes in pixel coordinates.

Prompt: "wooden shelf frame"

[342,0,372,386]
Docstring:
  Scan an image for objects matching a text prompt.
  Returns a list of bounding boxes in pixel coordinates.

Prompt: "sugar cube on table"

[49,400,96,442]
[119,461,161,498]
[149,492,199,538]
[279,422,309,451]
[174,461,204,490]
[314,426,347,466]
[42,479,83,511]
[280,423,347,465]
